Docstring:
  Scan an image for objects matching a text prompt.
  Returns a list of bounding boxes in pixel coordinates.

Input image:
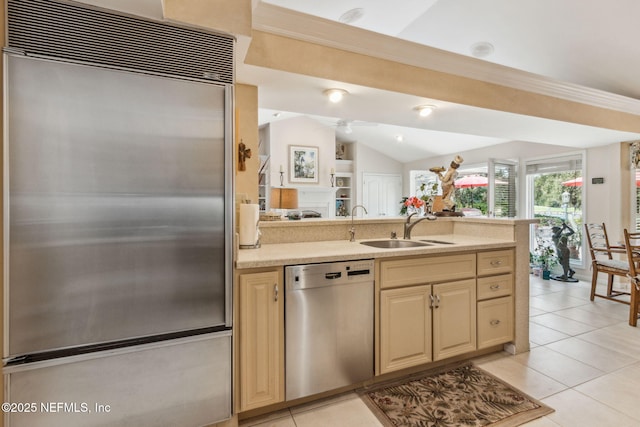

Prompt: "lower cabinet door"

[432,279,477,361]
[380,284,432,374]
[239,270,284,411]
[4,332,232,427]
[478,296,514,349]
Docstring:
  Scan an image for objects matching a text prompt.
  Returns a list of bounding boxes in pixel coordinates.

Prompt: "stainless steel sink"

[360,240,431,249]
[420,239,454,244]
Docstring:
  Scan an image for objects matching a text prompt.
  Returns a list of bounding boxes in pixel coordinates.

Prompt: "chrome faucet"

[349,205,368,242]
[403,212,437,239]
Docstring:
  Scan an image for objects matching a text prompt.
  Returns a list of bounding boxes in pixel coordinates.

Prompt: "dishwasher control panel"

[285,259,374,290]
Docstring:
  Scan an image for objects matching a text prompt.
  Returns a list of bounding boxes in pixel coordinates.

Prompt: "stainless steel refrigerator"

[2,16,234,427]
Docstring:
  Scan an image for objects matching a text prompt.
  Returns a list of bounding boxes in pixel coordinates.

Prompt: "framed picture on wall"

[289,145,318,183]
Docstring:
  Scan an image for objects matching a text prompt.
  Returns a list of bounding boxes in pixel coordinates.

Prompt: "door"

[5,54,230,358]
[239,271,284,411]
[4,332,231,427]
[432,280,477,361]
[362,173,402,217]
[379,285,432,374]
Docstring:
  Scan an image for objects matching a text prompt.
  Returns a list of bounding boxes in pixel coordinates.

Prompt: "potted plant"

[418,181,439,214]
[532,238,558,280]
[567,232,581,260]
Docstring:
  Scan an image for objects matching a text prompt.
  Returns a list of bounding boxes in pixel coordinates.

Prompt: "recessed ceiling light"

[395,134,404,143]
[470,42,494,58]
[324,88,349,103]
[273,112,282,118]
[414,105,437,117]
[339,8,365,24]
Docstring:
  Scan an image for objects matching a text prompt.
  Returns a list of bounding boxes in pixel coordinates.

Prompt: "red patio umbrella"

[454,175,507,188]
[454,175,489,188]
[562,173,640,187]
[561,177,582,187]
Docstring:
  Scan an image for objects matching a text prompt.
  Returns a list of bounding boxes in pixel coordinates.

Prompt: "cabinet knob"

[490,319,501,326]
[490,260,502,267]
[490,284,501,290]
[274,284,279,301]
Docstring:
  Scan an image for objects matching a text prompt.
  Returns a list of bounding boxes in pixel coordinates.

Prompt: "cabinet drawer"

[477,296,513,349]
[380,254,476,289]
[477,274,513,300]
[477,249,514,276]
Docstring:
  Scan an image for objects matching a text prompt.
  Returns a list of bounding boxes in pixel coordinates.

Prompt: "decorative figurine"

[550,222,578,282]
[430,155,464,215]
[238,139,251,172]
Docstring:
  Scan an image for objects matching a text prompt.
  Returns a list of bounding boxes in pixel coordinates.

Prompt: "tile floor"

[240,276,640,427]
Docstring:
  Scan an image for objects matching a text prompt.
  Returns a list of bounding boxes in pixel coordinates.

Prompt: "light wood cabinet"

[380,253,476,289]
[378,254,477,374]
[238,270,284,411]
[433,279,477,360]
[477,274,513,300]
[477,249,514,276]
[476,250,515,349]
[478,296,514,349]
[380,285,432,374]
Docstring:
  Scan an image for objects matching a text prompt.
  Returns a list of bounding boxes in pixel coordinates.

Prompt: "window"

[409,158,517,217]
[633,170,640,231]
[489,159,517,218]
[526,154,584,267]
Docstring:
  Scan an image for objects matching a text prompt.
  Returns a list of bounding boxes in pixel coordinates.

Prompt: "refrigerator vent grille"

[7,0,234,84]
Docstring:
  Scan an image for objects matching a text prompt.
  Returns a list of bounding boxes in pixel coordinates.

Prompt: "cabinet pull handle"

[429,294,435,308]
[490,319,501,326]
[490,284,501,290]
[274,284,279,301]
[490,260,502,267]
[435,295,441,309]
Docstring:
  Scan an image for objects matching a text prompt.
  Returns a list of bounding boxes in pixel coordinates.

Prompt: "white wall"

[269,116,336,188]
[585,142,626,242]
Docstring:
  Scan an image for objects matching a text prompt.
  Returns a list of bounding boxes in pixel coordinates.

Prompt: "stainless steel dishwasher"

[285,259,374,401]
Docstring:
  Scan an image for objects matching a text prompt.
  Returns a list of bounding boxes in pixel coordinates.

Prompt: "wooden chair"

[622,229,640,326]
[584,223,630,303]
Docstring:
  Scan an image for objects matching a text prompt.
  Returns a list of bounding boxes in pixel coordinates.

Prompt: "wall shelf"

[335,141,354,217]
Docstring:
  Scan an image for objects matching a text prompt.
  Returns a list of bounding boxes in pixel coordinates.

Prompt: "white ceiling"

[77,0,640,163]
[244,0,640,162]
[263,0,640,99]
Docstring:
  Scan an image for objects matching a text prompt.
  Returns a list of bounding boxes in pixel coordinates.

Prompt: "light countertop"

[236,234,516,269]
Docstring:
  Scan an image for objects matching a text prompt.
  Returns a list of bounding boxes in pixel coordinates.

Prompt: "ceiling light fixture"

[414,105,437,117]
[339,8,365,24]
[470,41,494,58]
[395,134,404,143]
[324,88,348,103]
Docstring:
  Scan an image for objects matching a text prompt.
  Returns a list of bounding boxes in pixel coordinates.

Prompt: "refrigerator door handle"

[225,84,234,329]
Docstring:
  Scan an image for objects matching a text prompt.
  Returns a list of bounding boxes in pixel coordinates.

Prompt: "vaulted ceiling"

[247,0,640,162]
[75,0,640,163]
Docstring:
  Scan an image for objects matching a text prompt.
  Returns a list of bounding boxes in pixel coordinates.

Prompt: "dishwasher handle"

[285,260,375,290]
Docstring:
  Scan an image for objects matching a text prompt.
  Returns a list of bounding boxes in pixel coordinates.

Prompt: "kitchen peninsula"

[234,216,535,417]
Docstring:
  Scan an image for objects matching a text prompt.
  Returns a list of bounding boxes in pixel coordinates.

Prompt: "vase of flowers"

[400,181,439,216]
[401,196,425,216]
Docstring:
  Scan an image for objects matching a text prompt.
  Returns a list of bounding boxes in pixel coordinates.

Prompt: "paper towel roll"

[239,203,259,247]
